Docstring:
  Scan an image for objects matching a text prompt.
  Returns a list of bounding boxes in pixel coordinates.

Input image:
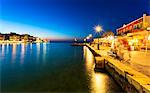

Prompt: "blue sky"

[0,0,150,39]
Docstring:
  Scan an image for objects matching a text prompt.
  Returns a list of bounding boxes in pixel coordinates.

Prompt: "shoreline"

[85,44,150,93]
[0,41,47,44]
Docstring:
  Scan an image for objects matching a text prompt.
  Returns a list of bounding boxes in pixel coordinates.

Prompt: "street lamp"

[86,36,90,40]
[84,39,86,43]
[94,25,102,50]
[89,34,92,37]
[74,38,77,43]
[94,25,102,33]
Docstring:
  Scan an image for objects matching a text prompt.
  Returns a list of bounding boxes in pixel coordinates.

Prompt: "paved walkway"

[123,50,150,77]
[91,44,150,77]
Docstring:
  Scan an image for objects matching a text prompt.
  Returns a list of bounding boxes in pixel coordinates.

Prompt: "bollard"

[97,44,100,50]
[95,57,105,69]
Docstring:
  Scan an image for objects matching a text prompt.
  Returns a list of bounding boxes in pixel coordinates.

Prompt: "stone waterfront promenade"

[85,43,150,93]
[91,44,150,77]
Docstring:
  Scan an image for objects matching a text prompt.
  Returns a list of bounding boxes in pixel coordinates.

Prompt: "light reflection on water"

[1,44,5,58]
[83,46,121,93]
[12,44,17,63]
[0,43,122,92]
[43,43,47,64]
[6,43,9,54]
[0,43,48,65]
[36,43,40,63]
[20,43,26,64]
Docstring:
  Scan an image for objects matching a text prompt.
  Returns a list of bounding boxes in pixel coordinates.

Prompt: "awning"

[127,30,149,37]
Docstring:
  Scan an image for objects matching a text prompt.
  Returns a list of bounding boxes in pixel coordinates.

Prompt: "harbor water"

[0,43,123,92]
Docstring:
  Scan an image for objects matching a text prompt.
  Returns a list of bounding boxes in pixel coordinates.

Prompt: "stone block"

[95,57,105,69]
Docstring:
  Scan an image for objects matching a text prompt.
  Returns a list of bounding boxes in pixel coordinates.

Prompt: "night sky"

[0,0,150,40]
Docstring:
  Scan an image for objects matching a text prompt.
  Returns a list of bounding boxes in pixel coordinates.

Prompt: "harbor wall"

[86,44,150,93]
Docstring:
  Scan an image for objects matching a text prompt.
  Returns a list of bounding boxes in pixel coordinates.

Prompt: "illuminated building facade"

[117,14,150,35]
[116,14,150,50]
[21,34,36,42]
[0,32,38,42]
[0,33,4,41]
[9,32,21,41]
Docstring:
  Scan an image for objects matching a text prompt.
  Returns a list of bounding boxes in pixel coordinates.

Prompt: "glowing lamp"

[109,36,114,40]
[89,34,92,37]
[86,36,90,39]
[94,25,102,32]
[74,38,77,41]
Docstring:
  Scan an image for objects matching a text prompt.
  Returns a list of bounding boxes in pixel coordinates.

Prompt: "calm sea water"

[0,43,122,93]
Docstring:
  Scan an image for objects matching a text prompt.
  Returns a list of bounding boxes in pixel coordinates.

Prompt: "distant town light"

[74,38,77,41]
[89,34,92,37]
[86,36,90,39]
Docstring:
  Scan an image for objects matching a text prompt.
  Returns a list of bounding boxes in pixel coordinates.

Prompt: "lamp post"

[84,38,86,43]
[74,38,77,43]
[146,34,150,53]
[94,25,102,50]
[89,34,93,45]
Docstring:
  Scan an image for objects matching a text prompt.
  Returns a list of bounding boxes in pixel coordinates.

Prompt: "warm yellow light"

[109,36,114,40]
[83,46,107,93]
[129,41,133,45]
[132,39,138,43]
[94,25,102,32]
[148,35,150,40]
[84,39,86,41]
[12,43,17,55]
[20,43,25,64]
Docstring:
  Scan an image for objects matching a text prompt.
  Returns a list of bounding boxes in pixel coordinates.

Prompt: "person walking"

[117,44,124,62]
[127,45,131,62]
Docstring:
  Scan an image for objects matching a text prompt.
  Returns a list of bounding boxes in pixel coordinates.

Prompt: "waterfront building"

[117,14,150,35]
[9,32,21,41]
[36,37,42,43]
[21,34,37,42]
[0,33,10,41]
[2,34,10,41]
[29,36,36,42]
[0,33,4,41]
[116,14,150,50]
[21,34,29,42]
[0,32,40,43]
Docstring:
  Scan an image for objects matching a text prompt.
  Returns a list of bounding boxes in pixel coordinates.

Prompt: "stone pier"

[86,44,150,93]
